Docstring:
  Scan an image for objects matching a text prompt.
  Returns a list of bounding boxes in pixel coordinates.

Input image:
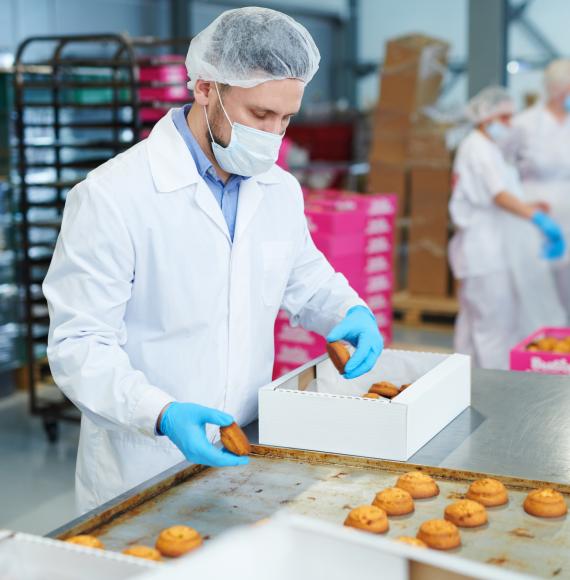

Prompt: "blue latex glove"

[160,402,249,467]
[326,305,384,379]
[532,211,566,260]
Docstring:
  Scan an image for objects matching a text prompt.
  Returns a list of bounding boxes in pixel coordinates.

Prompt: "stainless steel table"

[244,368,570,483]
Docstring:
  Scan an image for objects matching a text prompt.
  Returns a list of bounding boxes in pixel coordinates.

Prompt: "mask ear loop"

[203,104,216,144]
[214,82,234,127]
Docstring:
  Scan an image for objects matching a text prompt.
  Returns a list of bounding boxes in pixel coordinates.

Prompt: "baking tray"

[50,446,570,578]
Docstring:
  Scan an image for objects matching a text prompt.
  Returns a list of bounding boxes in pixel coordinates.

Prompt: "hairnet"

[185,7,320,90]
[544,58,570,97]
[466,86,515,124]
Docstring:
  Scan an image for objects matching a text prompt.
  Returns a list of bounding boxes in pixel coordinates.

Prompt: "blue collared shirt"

[172,104,245,241]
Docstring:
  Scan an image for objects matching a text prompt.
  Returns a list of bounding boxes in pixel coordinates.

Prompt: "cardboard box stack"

[273,191,397,379]
[368,34,454,297]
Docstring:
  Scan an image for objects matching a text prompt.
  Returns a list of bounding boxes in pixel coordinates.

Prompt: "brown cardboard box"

[407,167,451,296]
[367,163,409,290]
[369,109,414,165]
[379,34,449,114]
[367,162,408,217]
[407,115,452,167]
[369,133,409,165]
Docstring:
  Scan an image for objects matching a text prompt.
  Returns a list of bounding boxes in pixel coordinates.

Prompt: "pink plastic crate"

[275,322,323,347]
[275,341,326,366]
[139,64,187,83]
[305,205,367,235]
[306,190,398,218]
[374,308,393,329]
[366,235,393,255]
[311,231,365,258]
[510,327,570,375]
[140,107,170,122]
[362,291,392,312]
[272,362,299,380]
[351,272,394,295]
[139,85,188,102]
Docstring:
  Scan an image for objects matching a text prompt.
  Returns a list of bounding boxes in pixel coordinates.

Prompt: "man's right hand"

[158,402,249,467]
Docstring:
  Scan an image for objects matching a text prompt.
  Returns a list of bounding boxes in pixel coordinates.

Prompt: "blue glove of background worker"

[532,211,566,260]
[326,305,384,379]
[160,402,249,468]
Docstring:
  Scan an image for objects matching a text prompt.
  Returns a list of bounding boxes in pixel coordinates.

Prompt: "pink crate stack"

[273,190,397,379]
[510,327,570,375]
[138,54,188,103]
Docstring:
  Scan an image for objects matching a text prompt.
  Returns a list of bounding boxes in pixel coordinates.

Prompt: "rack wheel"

[43,419,59,443]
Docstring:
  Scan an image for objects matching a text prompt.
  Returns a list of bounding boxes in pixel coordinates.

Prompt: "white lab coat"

[508,103,570,317]
[449,129,565,369]
[43,111,365,514]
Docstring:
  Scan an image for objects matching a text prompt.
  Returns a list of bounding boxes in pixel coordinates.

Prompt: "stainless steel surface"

[246,368,570,484]
[50,447,570,578]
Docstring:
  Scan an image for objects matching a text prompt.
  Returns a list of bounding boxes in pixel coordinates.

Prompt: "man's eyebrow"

[251,106,299,116]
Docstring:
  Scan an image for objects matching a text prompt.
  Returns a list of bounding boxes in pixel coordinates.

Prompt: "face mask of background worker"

[486,120,511,144]
[204,83,283,177]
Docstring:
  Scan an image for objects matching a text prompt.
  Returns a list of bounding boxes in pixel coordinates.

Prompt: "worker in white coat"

[449,86,566,370]
[43,7,383,514]
[507,59,570,319]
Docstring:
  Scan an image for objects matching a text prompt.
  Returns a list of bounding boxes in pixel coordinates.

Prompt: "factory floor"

[0,324,453,536]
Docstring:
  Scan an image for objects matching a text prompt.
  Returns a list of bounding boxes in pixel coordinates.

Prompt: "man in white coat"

[43,7,383,514]
[507,59,570,319]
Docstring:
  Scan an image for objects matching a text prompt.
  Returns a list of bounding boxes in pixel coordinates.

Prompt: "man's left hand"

[326,306,384,379]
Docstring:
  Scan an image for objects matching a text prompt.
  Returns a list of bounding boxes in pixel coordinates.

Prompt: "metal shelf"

[13,32,191,441]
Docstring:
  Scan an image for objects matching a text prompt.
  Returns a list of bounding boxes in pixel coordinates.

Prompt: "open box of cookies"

[510,326,570,375]
[259,348,471,461]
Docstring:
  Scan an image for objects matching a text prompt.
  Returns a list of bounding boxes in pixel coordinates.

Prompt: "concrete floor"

[0,324,453,537]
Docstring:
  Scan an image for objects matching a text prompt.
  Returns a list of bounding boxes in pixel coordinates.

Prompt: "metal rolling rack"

[12,33,191,442]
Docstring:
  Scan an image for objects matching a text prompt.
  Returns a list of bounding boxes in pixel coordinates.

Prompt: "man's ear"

[193,80,213,106]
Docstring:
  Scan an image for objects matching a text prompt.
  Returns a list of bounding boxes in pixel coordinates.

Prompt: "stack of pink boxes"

[138,55,189,138]
[273,190,397,379]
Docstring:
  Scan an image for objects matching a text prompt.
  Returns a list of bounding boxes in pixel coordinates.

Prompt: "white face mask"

[486,120,510,144]
[203,83,283,177]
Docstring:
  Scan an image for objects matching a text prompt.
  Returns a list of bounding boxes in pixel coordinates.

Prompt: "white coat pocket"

[261,241,294,306]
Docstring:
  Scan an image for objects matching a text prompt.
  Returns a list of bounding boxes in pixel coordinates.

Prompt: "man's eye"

[254,111,266,119]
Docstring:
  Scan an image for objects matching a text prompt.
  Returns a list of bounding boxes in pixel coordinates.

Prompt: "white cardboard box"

[259,348,471,461]
[137,514,531,580]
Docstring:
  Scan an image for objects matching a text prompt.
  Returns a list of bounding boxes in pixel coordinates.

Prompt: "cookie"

[523,488,568,518]
[466,478,508,507]
[396,471,440,499]
[444,499,488,528]
[155,525,203,557]
[417,519,461,550]
[362,392,381,399]
[65,535,104,549]
[372,487,415,516]
[122,545,162,561]
[220,422,251,456]
[343,505,389,534]
[327,341,351,374]
[368,381,400,399]
[396,536,427,548]
[399,383,412,391]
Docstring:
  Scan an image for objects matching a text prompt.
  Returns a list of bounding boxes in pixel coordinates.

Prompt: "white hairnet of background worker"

[506,58,570,319]
[448,85,567,370]
[43,6,384,513]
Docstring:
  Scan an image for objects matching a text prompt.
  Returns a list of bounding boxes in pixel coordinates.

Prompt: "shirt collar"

[171,104,215,180]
